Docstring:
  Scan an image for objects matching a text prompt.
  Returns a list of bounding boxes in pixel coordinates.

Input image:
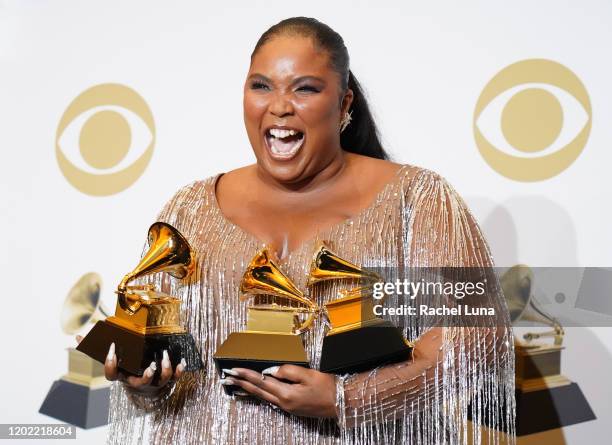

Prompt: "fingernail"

[150,361,157,371]
[106,342,115,361]
[219,378,235,385]
[261,366,279,376]
[179,358,187,370]
[222,368,239,377]
[144,367,154,378]
[162,350,171,369]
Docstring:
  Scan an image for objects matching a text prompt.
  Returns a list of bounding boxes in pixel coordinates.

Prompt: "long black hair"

[251,17,390,160]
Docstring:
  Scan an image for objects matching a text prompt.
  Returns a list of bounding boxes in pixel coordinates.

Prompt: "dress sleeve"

[335,169,515,441]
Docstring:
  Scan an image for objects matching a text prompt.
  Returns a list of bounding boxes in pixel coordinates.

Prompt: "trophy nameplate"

[308,242,412,374]
[214,248,317,395]
[77,222,203,381]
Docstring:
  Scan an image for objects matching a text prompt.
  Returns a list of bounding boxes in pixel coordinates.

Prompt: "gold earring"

[340,110,352,133]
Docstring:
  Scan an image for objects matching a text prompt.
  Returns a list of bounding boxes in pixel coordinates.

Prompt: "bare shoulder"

[345,152,419,184]
[346,152,398,173]
[214,163,257,217]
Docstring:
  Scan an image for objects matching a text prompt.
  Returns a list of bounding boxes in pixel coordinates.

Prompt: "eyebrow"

[248,73,326,85]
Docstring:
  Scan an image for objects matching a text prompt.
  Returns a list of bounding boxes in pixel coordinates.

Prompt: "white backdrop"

[1,1,611,443]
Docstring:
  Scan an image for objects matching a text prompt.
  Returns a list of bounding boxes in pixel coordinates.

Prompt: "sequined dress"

[107,164,516,445]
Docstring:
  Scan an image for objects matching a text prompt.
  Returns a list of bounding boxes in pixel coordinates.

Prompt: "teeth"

[269,128,298,138]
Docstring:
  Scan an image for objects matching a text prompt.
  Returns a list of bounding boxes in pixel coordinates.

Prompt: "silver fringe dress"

[107,164,516,445]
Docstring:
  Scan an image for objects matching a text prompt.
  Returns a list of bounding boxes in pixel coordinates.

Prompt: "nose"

[268,91,294,118]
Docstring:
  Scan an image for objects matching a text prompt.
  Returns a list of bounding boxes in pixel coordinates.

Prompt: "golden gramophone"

[308,242,412,373]
[214,248,318,395]
[501,265,595,435]
[77,222,203,379]
[40,272,111,429]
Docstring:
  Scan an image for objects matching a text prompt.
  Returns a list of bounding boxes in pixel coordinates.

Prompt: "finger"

[104,343,119,381]
[264,364,309,383]
[158,350,173,387]
[173,358,187,380]
[229,368,289,397]
[223,376,281,406]
[75,335,83,345]
[125,361,156,388]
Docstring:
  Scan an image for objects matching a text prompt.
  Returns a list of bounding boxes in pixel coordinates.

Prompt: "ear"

[340,88,354,116]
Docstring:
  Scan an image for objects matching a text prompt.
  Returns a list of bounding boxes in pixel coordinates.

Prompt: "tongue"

[271,136,300,154]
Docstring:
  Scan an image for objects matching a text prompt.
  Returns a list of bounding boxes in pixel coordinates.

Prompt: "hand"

[221,365,337,418]
[75,335,185,394]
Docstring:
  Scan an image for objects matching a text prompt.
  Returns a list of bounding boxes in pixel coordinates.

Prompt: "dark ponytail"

[251,17,390,160]
[341,71,387,160]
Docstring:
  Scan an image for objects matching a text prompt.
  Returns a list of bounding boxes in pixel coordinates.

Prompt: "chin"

[259,156,310,184]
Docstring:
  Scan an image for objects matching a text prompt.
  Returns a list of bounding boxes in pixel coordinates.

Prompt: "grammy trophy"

[214,248,319,395]
[76,222,203,382]
[308,242,413,374]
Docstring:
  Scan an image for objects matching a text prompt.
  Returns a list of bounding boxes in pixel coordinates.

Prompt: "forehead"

[249,35,334,80]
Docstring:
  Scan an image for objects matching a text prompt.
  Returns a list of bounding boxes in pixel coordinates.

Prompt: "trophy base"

[76,320,203,380]
[515,382,596,435]
[319,320,412,374]
[214,332,310,395]
[469,382,596,436]
[39,379,110,429]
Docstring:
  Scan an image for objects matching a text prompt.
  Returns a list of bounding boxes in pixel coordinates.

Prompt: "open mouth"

[264,127,305,160]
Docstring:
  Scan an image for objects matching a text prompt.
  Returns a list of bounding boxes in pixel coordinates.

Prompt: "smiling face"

[243,34,353,184]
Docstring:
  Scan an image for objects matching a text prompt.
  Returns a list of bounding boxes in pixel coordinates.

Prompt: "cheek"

[295,97,341,132]
[295,95,340,127]
[243,92,268,123]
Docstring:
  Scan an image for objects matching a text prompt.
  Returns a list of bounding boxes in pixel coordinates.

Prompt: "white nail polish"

[222,368,239,377]
[162,350,171,369]
[219,378,235,385]
[106,342,115,361]
[150,361,157,371]
[261,366,280,376]
[144,367,153,378]
[180,358,187,368]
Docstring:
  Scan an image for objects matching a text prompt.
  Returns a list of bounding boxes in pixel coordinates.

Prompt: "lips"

[263,126,305,161]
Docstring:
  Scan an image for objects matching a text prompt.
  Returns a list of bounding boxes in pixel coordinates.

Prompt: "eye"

[56,83,155,196]
[296,85,320,93]
[250,81,270,91]
[473,59,591,182]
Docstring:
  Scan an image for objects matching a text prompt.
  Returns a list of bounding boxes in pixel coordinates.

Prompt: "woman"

[101,17,515,444]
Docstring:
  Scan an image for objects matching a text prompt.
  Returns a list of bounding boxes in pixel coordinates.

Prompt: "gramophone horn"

[117,222,196,313]
[500,264,563,345]
[307,241,381,286]
[61,272,110,335]
[240,248,318,333]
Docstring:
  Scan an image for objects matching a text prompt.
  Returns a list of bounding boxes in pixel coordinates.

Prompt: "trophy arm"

[116,290,144,314]
[293,307,320,335]
[523,323,565,346]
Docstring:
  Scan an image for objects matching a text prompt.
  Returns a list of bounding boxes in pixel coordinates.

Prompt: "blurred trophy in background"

[214,248,318,395]
[39,272,111,429]
[308,242,412,374]
[77,222,203,380]
[502,265,595,435]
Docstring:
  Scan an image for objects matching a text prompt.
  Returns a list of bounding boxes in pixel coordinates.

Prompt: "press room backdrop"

[1,1,611,443]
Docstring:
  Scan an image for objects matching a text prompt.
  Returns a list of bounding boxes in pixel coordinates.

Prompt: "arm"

[337,170,514,433]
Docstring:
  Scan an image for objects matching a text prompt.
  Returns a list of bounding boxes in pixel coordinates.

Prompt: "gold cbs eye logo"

[474,59,591,182]
[56,83,155,196]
